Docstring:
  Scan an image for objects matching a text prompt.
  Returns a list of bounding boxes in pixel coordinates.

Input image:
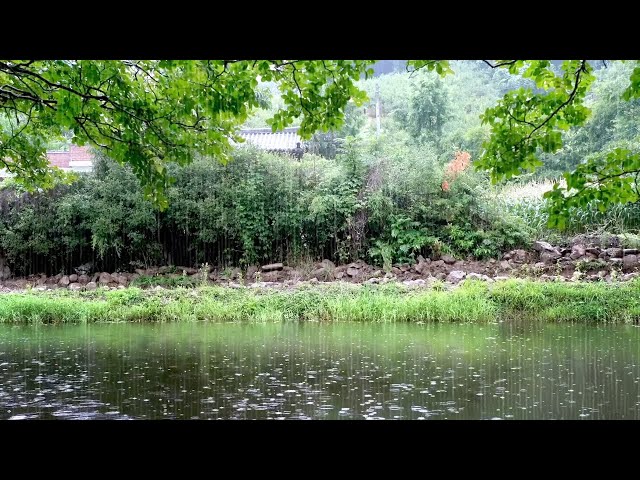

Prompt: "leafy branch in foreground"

[475,60,595,181]
[0,60,376,207]
[5,58,640,224]
[544,148,640,229]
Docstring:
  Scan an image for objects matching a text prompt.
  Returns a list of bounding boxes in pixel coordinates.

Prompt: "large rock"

[85,281,97,291]
[262,271,281,282]
[570,244,586,260]
[441,254,456,265]
[77,274,90,285]
[311,267,332,281]
[347,266,360,277]
[533,241,557,252]
[509,249,528,263]
[98,272,112,284]
[541,251,561,265]
[431,260,445,268]
[623,254,639,270]
[560,248,572,257]
[446,270,466,284]
[320,259,336,270]
[605,248,623,258]
[74,262,94,275]
[69,283,83,291]
[69,274,78,283]
[58,275,70,287]
[572,234,620,248]
[414,261,429,275]
[261,263,283,272]
[499,260,512,270]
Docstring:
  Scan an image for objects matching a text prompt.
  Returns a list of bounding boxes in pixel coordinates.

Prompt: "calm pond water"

[0,321,639,420]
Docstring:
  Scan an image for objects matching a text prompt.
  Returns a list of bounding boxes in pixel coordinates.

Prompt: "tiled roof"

[237,127,302,152]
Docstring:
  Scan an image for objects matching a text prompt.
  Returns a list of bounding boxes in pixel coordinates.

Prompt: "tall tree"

[465,60,640,228]
[0,60,378,206]
[5,59,640,225]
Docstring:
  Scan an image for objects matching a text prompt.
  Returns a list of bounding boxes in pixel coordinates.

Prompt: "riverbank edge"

[1,278,639,324]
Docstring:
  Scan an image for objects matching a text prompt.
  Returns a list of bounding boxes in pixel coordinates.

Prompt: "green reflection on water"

[1,321,639,419]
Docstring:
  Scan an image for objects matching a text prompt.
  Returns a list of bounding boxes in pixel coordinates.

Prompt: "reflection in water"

[0,321,639,420]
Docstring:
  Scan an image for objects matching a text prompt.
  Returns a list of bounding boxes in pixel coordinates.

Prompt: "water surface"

[0,321,639,419]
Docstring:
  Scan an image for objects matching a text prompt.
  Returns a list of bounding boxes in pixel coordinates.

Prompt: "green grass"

[1,279,639,324]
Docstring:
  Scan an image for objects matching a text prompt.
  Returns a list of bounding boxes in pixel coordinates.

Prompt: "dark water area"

[0,321,639,420]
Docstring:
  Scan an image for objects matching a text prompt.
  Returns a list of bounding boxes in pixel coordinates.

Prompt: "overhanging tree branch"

[523,60,587,143]
[482,60,519,69]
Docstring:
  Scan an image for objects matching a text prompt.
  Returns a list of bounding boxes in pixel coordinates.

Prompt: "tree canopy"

[0,60,380,206]
[2,59,640,224]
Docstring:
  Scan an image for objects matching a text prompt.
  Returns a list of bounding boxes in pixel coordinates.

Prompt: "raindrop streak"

[0,322,638,420]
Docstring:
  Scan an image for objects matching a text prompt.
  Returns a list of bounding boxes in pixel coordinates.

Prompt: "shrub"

[0,143,535,275]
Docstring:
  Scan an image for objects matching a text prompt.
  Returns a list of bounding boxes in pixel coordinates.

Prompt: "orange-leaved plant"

[441,150,471,191]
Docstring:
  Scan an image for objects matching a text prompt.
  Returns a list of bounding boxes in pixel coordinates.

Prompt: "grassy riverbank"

[0,279,639,324]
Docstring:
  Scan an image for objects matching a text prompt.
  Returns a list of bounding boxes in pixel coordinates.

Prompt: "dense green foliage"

[0,143,532,275]
[248,60,640,228]
[5,60,640,227]
[0,60,378,207]
[2,279,639,324]
[4,60,640,276]
[494,180,640,244]
[4,59,640,222]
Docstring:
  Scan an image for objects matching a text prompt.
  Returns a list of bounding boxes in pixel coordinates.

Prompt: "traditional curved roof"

[237,127,302,152]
